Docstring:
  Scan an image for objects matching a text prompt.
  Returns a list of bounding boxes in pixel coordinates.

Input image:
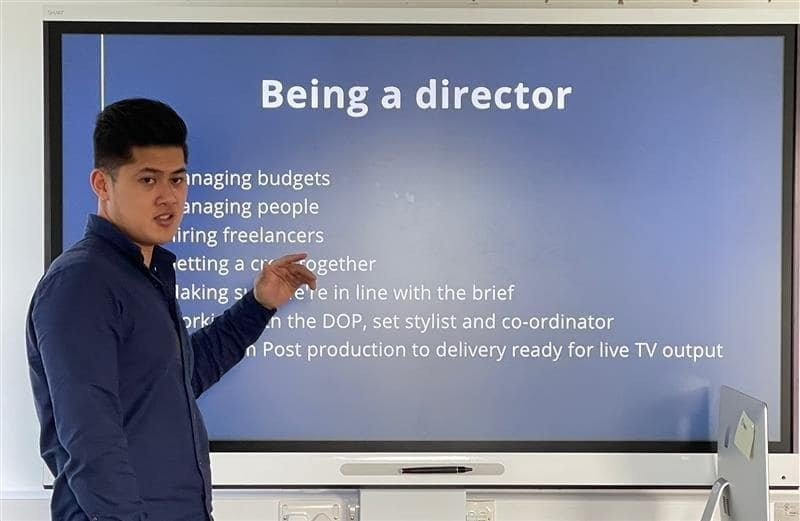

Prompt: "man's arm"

[189,290,274,398]
[30,266,146,520]
[189,254,315,397]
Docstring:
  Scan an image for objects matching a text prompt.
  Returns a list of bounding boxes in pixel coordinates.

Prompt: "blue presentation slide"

[61,32,785,442]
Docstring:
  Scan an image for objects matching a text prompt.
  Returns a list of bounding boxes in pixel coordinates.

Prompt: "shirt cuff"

[242,289,277,316]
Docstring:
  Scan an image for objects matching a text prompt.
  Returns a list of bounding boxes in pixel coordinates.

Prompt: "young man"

[26,98,316,521]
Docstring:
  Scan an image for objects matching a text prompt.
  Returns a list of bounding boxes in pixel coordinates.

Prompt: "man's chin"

[158,231,178,244]
[148,227,179,245]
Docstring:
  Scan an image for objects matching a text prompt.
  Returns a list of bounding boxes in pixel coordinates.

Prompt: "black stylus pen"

[400,466,473,474]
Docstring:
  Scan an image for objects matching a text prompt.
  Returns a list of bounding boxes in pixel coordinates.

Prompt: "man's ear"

[90,169,111,201]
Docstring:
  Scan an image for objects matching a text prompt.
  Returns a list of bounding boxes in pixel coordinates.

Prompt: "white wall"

[2,1,798,520]
[1,0,49,497]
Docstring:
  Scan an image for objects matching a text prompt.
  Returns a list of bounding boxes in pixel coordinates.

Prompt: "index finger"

[268,253,308,267]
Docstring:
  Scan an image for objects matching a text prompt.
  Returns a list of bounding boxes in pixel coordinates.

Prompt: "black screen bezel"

[44,21,796,454]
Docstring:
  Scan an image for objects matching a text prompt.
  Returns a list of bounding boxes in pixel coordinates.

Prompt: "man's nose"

[156,179,178,205]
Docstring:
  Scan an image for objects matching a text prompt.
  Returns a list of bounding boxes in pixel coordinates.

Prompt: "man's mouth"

[155,213,175,226]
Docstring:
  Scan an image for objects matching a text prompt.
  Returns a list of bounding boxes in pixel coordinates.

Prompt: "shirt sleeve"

[189,289,274,397]
[31,265,147,521]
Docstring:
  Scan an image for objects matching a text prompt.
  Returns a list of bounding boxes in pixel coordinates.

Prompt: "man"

[26,98,316,521]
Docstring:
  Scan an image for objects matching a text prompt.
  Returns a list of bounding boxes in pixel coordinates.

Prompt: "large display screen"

[48,23,795,452]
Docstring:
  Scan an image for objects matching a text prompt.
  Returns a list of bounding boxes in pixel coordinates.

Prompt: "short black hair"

[94,98,188,176]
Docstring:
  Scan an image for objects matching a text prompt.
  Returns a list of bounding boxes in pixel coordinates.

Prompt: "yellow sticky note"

[734,410,755,460]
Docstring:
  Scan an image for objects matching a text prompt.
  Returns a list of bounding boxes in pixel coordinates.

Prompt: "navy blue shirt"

[27,215,274,521]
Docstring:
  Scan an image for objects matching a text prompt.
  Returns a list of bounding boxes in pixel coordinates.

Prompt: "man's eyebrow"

[135,167,188,175]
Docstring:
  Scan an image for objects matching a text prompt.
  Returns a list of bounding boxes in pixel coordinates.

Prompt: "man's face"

[96,145,187,250]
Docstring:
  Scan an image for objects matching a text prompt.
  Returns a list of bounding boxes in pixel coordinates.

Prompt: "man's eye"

[172,177,185,185]
[140,177,155,185]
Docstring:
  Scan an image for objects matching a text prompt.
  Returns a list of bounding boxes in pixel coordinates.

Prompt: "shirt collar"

[85,214,176,268]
